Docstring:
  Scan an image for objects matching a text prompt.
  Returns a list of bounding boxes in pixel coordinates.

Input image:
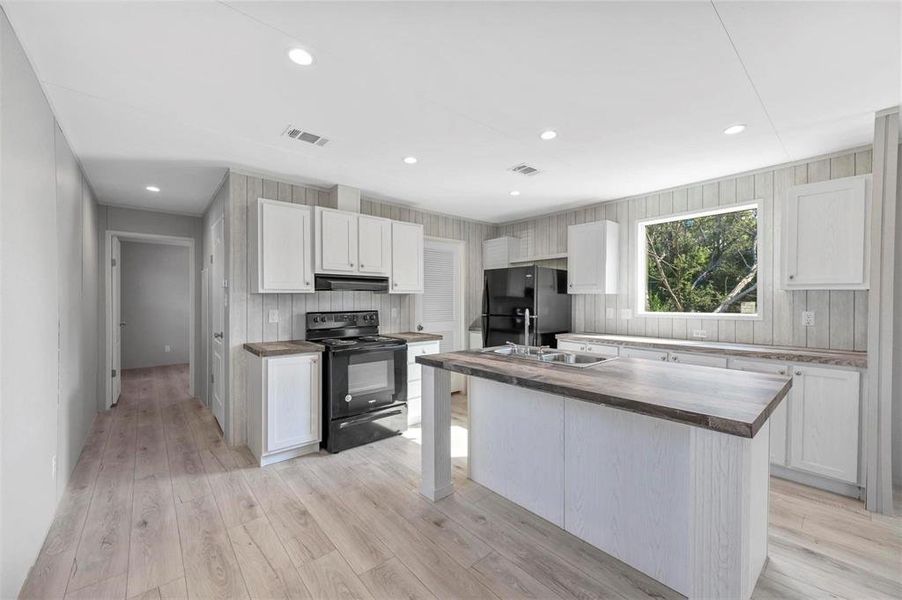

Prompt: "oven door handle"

[331,343,407,353]
[338,409,404,429]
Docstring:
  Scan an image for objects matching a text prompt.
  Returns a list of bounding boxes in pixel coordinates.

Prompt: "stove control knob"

[344,394,352,403]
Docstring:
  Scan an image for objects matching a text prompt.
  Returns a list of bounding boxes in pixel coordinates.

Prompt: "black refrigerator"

[482,266,571,348]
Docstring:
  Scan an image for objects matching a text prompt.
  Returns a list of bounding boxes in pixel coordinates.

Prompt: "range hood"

[314,274,389,292]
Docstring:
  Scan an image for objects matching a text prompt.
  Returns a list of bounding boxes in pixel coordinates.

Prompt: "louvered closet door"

[416,239,464,392]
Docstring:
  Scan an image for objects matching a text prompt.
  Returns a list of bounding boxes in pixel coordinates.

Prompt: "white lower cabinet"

[406,341,441,427]
[246,352,321,466]
[557,340,584,352]
[728,358,790,466]
[788,365,860,484]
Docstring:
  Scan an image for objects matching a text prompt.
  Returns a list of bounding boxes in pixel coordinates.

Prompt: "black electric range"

[306,310,407,453]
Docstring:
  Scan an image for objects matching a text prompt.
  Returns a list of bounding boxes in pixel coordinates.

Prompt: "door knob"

[213,332,223,339]
[345,394,353,403]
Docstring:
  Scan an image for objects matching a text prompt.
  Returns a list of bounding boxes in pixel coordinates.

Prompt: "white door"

[357,215,392,276]
[111,236,122,404]
[390,221,424,293]
[729,358,790,465]
[788,365,860,483]
[210,217,226,429]
[266,354,320,452]
[416,239,464,392]
[317,208,357,272]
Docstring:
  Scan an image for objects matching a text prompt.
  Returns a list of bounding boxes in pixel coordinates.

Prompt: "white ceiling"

[3,1,899,222]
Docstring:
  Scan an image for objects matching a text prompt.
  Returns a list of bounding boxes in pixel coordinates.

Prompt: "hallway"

[19,366,902,600]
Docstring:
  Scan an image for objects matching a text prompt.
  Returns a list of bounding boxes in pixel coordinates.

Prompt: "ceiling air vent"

[510,163,541,176]
[282,125,330,147]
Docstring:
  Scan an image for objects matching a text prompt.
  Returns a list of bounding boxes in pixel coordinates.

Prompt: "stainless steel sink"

[484,344,615,368]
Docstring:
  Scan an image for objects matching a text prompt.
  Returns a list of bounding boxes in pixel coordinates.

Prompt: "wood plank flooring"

[19,364,902,599]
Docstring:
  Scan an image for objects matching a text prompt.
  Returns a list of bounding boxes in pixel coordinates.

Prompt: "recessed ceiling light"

[723,124,746,135]
[288,48,314,66]
[539,129,557,141]
[145,186,160,193]
[509,190,521,196]
[403,156,418,165]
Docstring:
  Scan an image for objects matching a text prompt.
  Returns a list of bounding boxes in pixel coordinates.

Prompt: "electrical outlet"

[620,308,632,320]
[268,309,279,324]
[692,329,708,339]
[164,345,171,353]
[802,311,815,327]
[606,307,615,320]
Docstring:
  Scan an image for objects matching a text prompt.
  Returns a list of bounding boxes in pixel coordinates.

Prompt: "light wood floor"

[19,364,902,599]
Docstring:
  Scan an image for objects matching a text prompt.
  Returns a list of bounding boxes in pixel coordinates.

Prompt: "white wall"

[120,241,190,369]
[0,8,100,597]
[98,206,204,396]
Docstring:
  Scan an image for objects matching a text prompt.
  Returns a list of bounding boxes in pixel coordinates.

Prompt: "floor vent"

[283,125,330,147]
[510,163,541,176]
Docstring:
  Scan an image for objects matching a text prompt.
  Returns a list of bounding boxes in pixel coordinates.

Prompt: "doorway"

[416,237,466,393]
[105,231,195,409]
[208,216,226,430]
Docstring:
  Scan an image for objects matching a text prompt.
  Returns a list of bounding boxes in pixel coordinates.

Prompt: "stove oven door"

[329,345,407,419]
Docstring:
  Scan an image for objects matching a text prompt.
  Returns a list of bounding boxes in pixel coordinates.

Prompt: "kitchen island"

[416,348,791,600]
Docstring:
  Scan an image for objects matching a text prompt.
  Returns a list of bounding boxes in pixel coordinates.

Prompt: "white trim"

[104,230,196,409]
[636,202,763,319]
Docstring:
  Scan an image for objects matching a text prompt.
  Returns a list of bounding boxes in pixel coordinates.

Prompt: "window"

[638,203,760,317]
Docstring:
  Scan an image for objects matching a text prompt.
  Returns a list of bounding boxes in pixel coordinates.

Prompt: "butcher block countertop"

[417,350,791,438]
[243,340,325,357]
[389,332,444,343]
[557,333,867,368]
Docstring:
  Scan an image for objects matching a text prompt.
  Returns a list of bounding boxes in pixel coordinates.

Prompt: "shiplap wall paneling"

[497,147,872,352]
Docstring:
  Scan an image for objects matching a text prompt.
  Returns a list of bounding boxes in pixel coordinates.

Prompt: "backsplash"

[497,147,872,352]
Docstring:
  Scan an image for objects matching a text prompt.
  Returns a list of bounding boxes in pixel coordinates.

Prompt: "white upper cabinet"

[390,221,424,293]
[567,220,619,294]
[250,198,313,294]
[782,176,870,289]
[357,215,392,276]
[315,207,358,273]
[483,237,521,270]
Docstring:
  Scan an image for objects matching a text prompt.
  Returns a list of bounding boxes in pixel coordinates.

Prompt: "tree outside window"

[641,205,758,315]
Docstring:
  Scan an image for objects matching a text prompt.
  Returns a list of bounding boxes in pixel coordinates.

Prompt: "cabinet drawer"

[557,340,584,352]
[586,343,619,357]
[408,342,441,364]
[668,352,727,368]
[621,347,668,362]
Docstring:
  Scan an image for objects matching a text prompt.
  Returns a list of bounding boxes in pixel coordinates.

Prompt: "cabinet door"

[266,354,320,453]
[585,343,619,357]
[391,221,424,293]
[256,199,313,293]
[567,221,618,294]
[729,358,790,465]
[668,352,727,368]
[783,176,869,289]
[788,365,860,483]
[317,208,358,272]
[358,215,392,276]
[620,347,668,362]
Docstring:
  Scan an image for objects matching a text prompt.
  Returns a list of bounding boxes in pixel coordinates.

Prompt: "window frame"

[636,201,764,320]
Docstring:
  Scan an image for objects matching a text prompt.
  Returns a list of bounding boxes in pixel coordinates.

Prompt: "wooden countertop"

[557,333,867,368]
[417,350,791,438]
[389,332,444,343]
[243,340,325,357]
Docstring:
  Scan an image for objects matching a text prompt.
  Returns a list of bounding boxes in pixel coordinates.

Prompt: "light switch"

[606,308,615,319]
[164,345,171,353]
[268,309,279,324]
[802,311,815,327]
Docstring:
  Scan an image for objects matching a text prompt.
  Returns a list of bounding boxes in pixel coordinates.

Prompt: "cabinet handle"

[779,369,786,375]
[350,262,355,267]
[360,264,364,268]
[788,275,795,280]
[569,283,574,288]
[795,370,802,376]
[305,281,310,286]
[393,283,398,288]
[671,355,679,362]
[660,355,667,361]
